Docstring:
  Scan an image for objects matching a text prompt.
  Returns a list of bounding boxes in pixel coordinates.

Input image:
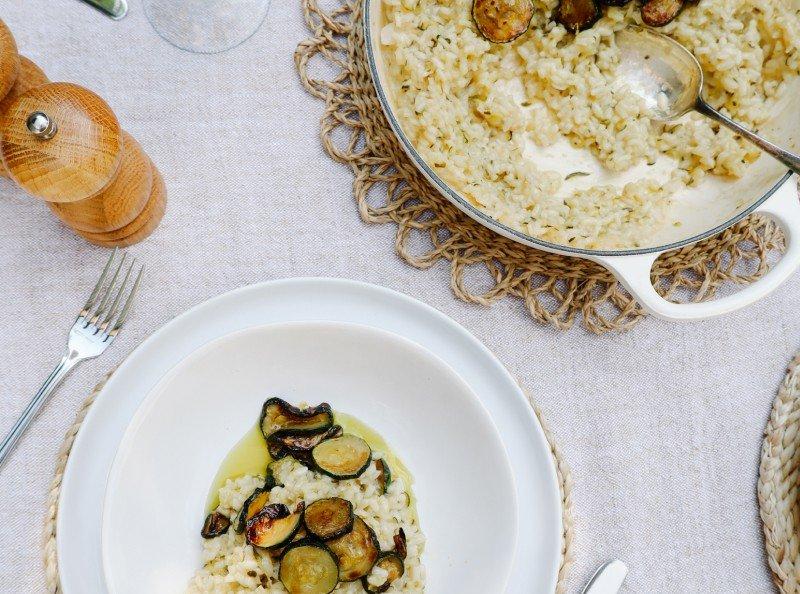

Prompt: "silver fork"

[0,249,143,468]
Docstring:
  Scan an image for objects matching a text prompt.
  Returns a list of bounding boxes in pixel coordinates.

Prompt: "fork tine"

[108,264,143,337]
[89,253,127,326]
[80,248,118,318]
[99,258,135,332]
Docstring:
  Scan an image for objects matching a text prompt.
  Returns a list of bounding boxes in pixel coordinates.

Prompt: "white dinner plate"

[57,278,562,593]
[102,322,518,593]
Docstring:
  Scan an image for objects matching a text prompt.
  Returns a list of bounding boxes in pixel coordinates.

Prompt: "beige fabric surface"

[0,1,798,593]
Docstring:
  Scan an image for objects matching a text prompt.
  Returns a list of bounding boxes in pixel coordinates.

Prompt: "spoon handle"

[696,98,800,176]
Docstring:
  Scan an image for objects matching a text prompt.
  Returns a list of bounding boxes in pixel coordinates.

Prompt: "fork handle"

[0,351,81,468]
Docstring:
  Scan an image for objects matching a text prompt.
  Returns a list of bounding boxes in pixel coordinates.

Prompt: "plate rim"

[100,320,520,593]
[57,277,563,593]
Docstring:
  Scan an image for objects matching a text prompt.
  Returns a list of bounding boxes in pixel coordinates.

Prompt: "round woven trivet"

[295,0,787,334]
[759,353,800,593]
[43,376,574,593]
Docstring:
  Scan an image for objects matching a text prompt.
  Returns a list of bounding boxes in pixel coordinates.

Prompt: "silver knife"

[78,0,128,19]
[582,560,629,594]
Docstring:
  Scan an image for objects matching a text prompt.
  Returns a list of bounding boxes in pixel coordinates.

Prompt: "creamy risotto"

[188,460,425,593]
[379,0,800,248]
[188,398,425,594]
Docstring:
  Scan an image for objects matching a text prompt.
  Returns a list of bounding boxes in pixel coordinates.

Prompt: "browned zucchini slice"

[393,528,408,560]
[472,0,534,43]
[275,448,317,471]
[292,526,309,546]
[304,497,354,540]
[235,487,271,533]
[327,516,380,582]
[268,425,343,455]
[375,459,392,495]
[246,502,305,549]
[641,0,684,26]
[598,0,629,5]
[269,448,317,470]
[279,540,339,594]
[362,552,405,593]
[201,511,230,538]
[269,525,311,558]
[268,439,288,460]
[311,434,372,480]
[260,398,333,439]
[265,462,283,490]
[555,0,600,32]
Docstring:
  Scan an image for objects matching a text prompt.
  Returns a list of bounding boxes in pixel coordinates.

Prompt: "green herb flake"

[564,171,591,181]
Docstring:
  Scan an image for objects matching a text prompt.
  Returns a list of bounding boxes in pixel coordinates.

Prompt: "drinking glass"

[142,0,271,54]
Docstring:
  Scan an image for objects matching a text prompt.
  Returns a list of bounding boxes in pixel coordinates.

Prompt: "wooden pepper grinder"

[0,19,20,102]
[0,18,166,247]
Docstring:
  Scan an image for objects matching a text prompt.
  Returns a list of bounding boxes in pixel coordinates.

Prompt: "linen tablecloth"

[1,1,798,592]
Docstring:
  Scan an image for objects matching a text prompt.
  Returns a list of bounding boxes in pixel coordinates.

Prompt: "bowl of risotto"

[101,322,518,594]
[364,0,800,320]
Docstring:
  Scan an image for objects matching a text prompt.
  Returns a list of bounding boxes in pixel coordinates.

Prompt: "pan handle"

[593,175,800,321]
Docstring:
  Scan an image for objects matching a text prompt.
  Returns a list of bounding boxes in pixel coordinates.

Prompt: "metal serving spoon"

[615,26,800,176]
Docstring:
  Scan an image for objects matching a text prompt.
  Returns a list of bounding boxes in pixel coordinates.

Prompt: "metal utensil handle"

[696,98,800,176]
[582,560,629,594]
[0,351,80,468]
[78,0,128,19]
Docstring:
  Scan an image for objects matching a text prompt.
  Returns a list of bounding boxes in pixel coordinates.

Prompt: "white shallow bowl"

[101,321,518,594]
[57,278,562,593]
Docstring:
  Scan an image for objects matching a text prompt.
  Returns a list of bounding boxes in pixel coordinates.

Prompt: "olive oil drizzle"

[205,423,271,512]
[205,411,415,513]
[336,412,414,502]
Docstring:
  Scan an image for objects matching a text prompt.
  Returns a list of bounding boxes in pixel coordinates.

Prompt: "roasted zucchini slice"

[260,398,333,439]
[311,434,372,480]
[269,447,317,469]
[393,528,408,560]
[279,540,339,594]
[268,425,343,455]
[265,462,283,490]
[201,511,230,538]
[268,438,290,460]
[268,525,310,558]
[598,0,629,5]
[555,0,600,32]
[246,502,305,549]
[640,0,684,26]
[304,497,354,540]
[362,552,405,593]
[472,0,534,43]
[235,487,271,533]
[375,459,392,495]
[327,516,380,582]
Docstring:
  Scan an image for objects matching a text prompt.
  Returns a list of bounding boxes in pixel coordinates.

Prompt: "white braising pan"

[363,1,800,320]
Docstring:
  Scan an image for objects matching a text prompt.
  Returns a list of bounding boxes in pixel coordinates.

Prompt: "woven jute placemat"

[760,353,800,593]
[295,0,786,333]
[43,376,574,592]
